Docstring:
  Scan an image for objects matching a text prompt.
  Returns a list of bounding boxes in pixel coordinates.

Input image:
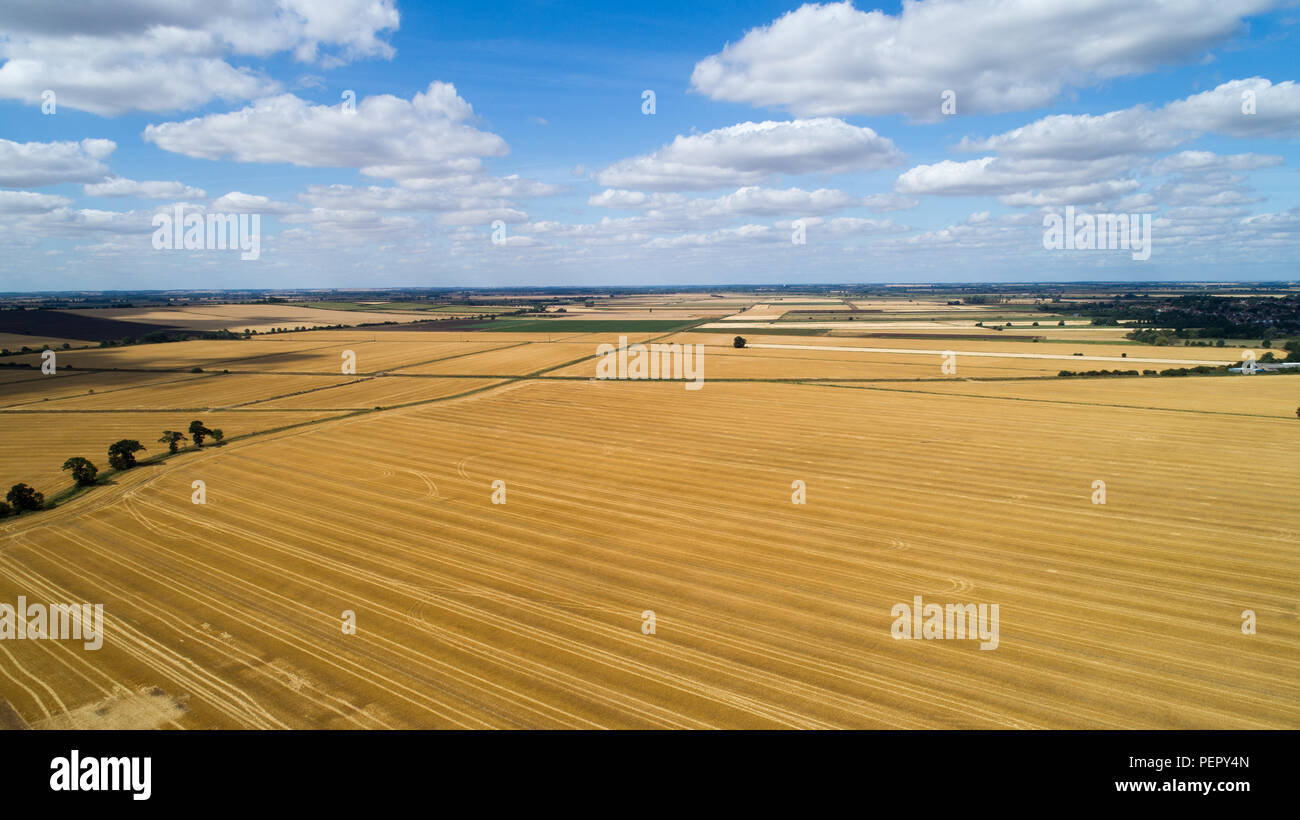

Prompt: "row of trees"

[0,483,45,517]
[158,420,224,454]
[0,419,223,519]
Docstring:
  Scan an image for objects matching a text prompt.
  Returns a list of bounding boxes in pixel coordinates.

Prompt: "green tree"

[0,500,10,517]
[188,419,213,446]
[210,429,224,443]
[733,336,747,349]
[1057,320,1065,326]
[107,439,146,470]
[61,457,98,487]
[159,431,187,454]
[6,483,44,512]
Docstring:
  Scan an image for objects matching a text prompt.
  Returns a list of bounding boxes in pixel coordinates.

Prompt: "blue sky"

[0,0,1297,291]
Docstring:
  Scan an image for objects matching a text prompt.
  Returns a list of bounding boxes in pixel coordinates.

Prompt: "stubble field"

[0,321,1296,728]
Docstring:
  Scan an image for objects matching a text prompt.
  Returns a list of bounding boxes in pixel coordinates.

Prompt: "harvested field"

[214,340,513,374]
[670,332,1251,360]
[547,336,1241,381]
[274,329,664,345]
[26,374,358,410]
[473,319,698,333]
[8,339,328,372]
[393,341,612,376]
[549,345,1052,380]
[0,310,178,342]
[0,368,45,385]
[72,304,433,333]
[249,377,506,409]
[836,373,1300,418]
[0,378,1294,728]
[0,371,211,409]
[0,333,94,350]
[0,302,1295,732]
[0,409,345,495]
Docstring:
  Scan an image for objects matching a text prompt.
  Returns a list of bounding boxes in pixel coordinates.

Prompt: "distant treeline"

[1047,293,1300,340]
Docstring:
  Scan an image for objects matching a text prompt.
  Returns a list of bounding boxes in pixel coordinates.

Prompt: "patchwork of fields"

[0,316,1296,729]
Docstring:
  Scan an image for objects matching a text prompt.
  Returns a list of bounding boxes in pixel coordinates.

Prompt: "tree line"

[0,419,224,519]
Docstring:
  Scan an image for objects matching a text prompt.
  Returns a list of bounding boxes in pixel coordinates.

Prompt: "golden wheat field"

[72,304,433,333]
[0,326,1296,729]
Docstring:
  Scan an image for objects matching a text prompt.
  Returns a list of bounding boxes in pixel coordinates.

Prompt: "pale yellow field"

[0,369,47,385]
[0,324,1295,730]
[550,345,1055,379]
[0,409,345,495]
[31,374,358,410]
[392,341,608,376]
[846,300,989,312]
[0,378,1295,728]
[670,332,1251,361]
[8,338,519,375]
[214,340,515,374]
[0,333,93,349]
[69,304,432,333]
[9,339,330,371]
[548,335,1246,381]
[830,374,1300,418]
[720,304,795,321]
[0,371,202,409]
[271,329,666,345]
[249,377,506,409]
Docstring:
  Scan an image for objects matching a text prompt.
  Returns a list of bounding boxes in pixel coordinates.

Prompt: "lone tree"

[61,457,98,487]
[107,439,146,470]
[7,483,44,512]
[210,429,224,443]
[188,419,213,446]
[733,336,747,349]
[159,431,188,454]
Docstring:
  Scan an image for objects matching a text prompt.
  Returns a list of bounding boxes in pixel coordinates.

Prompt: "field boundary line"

[746,342,1232,366]
[801,381,1298,421]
